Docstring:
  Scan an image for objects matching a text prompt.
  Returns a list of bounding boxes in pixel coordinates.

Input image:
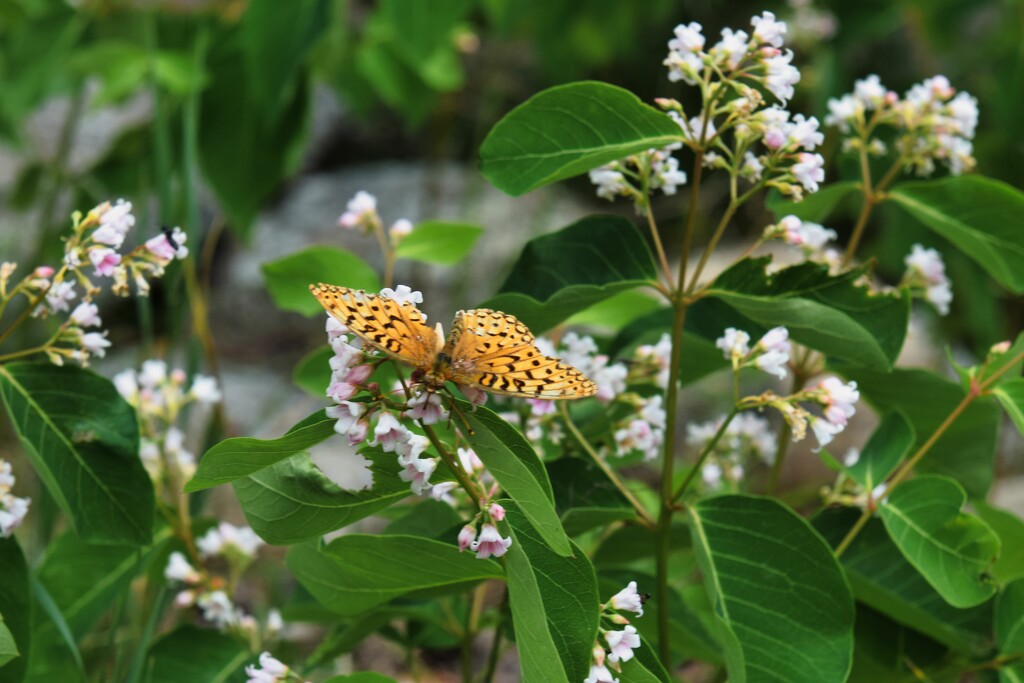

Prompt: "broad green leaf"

[144,626,250,683]
[704,258,908,370]
[293,346,333,396]
[974,502,1024,584]
[846,411,915,490]
[502,503,599,683]
[482,215,659,334]
[996,580,1024,682]
[847,604,948,683]
[29,576,83,677]
[377,0,471,90]
[480,81,683,195]
[688,495,854,683]
[564,289,664,331]
[287,535,502,615]
[187,410,334,491]
[995,378,1024,437]
[0,364,152,546]
[462,404,571,556]
[394,221,483,265]
[383,498,463,538]
[546,457,636,536]
[233,451,410,545]
[0,617,14,667]
[619,637,672,683]
[889,176,1024,293]
[199,40,310,234]
[355,34,438,127]
[240,0,329,120]
[610,306,730,385]
[262,246,380,317]
[814,508,992,654]
[0,538,29,683]
[845,368,1000,498]
[879,475,999,608]
[766,181,863,223]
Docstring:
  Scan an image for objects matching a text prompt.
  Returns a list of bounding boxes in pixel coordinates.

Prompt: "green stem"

[686,199,739,295]
[643,200,675,291]
[843,152,903,266]
[559,402,656,527]
[673,407,739,502]
[422,422,484,506]
[478,609,505,683]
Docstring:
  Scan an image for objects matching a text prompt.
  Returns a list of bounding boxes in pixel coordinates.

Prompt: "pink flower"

[818,376,859,425]
[792,152,825,193]
[326,401,369,445]
[457,447,483,473]
[488,503,506,521]
[395,433,430,461]
[605,625,641,663]
[408,390,447,424]
[371,412,408,452]
[81,331,111,357]
[70,301,101,327]
[145,228,188,261]
[398,455,436,495]
[608,581,644,616]
[472,523,511,559]
[458,525,477,551]
[89,248,122,277]
[389,219,413,242]
[585,664,619,683]
[529,398,557,416]
[338,191,377,229]
[325,315,349,339]
[460,385,488,406]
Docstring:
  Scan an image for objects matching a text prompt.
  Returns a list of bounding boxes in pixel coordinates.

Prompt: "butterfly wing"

[443,309,597,399]
[310,284,437,369]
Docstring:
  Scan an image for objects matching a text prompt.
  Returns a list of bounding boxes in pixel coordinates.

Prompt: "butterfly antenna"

[442,388,476,436]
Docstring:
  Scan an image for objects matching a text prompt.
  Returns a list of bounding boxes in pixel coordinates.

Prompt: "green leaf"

[847,604,948,683]
[262,246,381,317]
[462,404,571,556]
[383,498,463,538]
[287,534,502,615]
[0,538,29,683]
[502,503,599,683]
[844,367,1000,498]
[0,364,152,546]
[393,221,483,265]
[846,411,915,490]
[564,289,664,331]
[187,410,334,491]
[239,0,329,120]
[974,502,1024,584]
[766,181,863,223]
[688,495,854,683]
[199,40,310,234]
[814,508,992,654]
[0,616,15,668]
[704,258,908,370]
[144,625,250,683]
[995,378,1024,437]
[233,451,410,545]
[546,457,636,536]
[29,576,84,677]
[889,176,1024,293]
[292,346,332,396]
[996,579,1024,682]
[480,81,683,195]
[879,475,999,608]
[482,214,658,334]
[377,0,471,90]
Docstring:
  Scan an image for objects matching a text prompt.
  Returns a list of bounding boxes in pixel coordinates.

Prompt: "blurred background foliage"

[0,0,1020,350]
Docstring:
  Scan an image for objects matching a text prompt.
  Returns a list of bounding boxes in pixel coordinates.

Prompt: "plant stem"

[678,154,704,289]
[478,611,505,683]
[835,349,1024,556]
[644,201,675,290]
[422,422,484,505]
[767,353,811,494]
[843,152,903,266]
[559,402,656,527]
[673,407,739,502]
[686,199,739,294]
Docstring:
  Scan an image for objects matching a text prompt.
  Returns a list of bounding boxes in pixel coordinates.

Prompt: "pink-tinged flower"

[0,493,30,537]
[786,114,823,151]
[244,652,289,683]
[713,27,750,69]
[325,315,349,339]
[751,11,786,47]
[81,331,111,358]
[757,327,790,353]
[664,21,705,84]
[408,390,447,424]
[44,280,76,314]
[34,265,55,278]
[164,551,201,584]
[764,49,800,102]
[810,415,843,449]
[791,152,825,193]
[608,581,644,616]
[458,525,477,551]
[817,376,859,425]
[904,244,952,315]
[326,378,358,402]
[741,151,764,181]
[472,523,511,559]
[197,590,237,628]
[389,219,413,243]
[174,589,196,607]
[70,301,101,328]
[395,433,430,461]
[605,625,641,663]
[189,375,222,404]
[584,663,619,683]
[488,503,506,521]
[991,340,1012,355]
[326,401,369,445]
[145,227,189,261]
[528,398,557,416]
[460,385,488,406]
[89,247,122,277]
[431,481,458,505]
[716,327,751,361]
[380,284,423,306]
[825,94,861,133]
[398,455,436,495]
[853,74,887,109]
[457,447,483,473]
[338,191,377,229]
[91,199,135,248]
[370,412,408,452]
[755,349,789,379]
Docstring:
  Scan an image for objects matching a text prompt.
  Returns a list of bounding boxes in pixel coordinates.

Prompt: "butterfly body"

[310,284,597,399]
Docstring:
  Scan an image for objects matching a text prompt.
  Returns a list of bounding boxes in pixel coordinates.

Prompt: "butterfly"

[310,284,597,399]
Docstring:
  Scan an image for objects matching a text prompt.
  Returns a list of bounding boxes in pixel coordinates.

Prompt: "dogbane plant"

[3,11,1024,683]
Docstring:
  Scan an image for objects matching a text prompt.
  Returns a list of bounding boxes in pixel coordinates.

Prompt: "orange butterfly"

[310,284,597,399]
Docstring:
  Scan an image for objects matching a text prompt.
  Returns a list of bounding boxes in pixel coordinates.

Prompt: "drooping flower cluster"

[716,326,792,379]
[901,244,952,315]
[0,459,30,537]
[613,395,667,461]
[458,501,512,560]
[337,190,415,246]
[165,522,280,642]
[589,145,688,211]
[586,581,647,682]
[244,652,309,683]
[764,375,860,449]
[763,214,840,269]
[686,412,777,490]
[826,74,978,176]
[114,360,221,484]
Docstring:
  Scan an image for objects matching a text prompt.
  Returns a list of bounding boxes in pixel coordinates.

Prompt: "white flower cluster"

[114,360,221,482]
[245,652,308,683]
[826,74,978,176]
[716,326,792,379]
[458,503,512,560]
[586,581,646,682]
[613,395,666,462]
[0,459,30,537]
[557,333,628,403]
[686,412,777,490]
[769,375,860,449]
[902,244,952,315]
[337,190,414,245]
[764,215,840,269]
[632,332,673,389]
[589,145,688,211]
